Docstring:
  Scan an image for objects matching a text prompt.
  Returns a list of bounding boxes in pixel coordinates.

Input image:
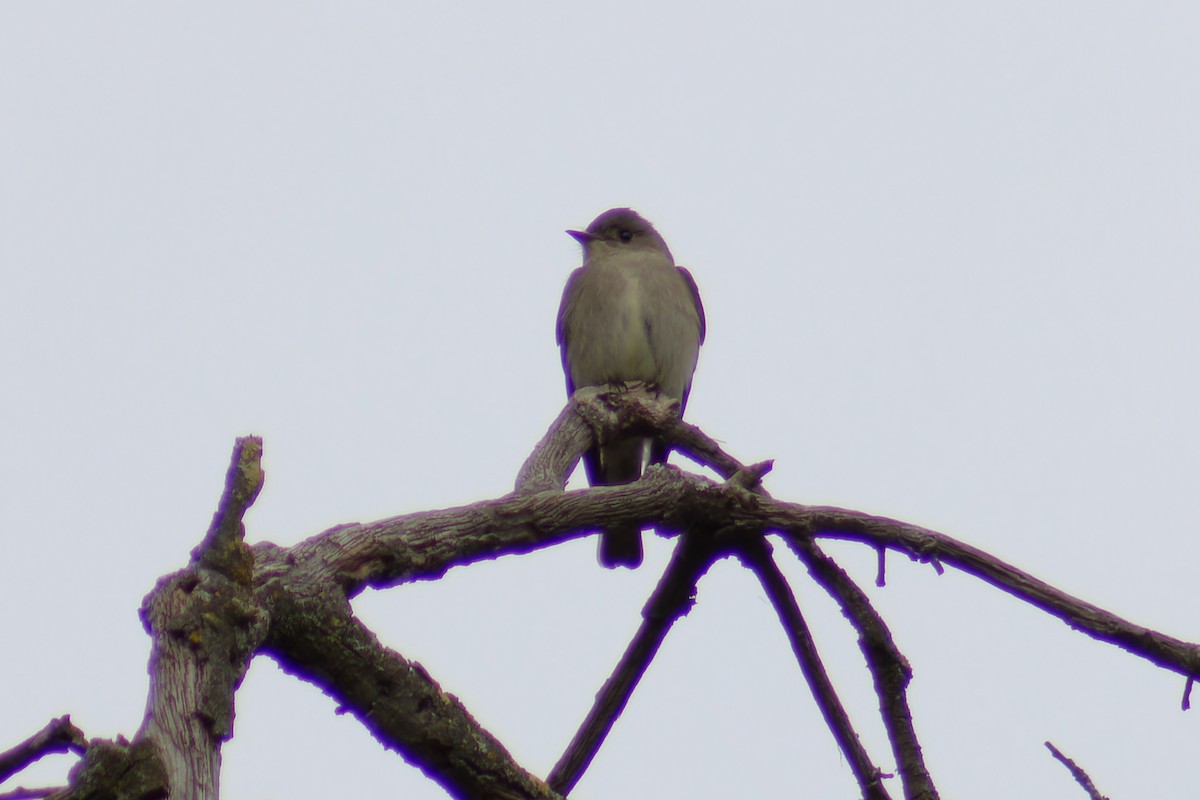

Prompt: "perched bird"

[556,208,706,568]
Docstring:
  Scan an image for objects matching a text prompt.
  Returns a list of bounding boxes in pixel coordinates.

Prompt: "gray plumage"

[556,208,705,568]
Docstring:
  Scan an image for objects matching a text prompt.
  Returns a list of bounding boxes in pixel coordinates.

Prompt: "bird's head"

[567,208,673,262]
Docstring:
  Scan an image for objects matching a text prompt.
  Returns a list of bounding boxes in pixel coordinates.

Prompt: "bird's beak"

[566,229,597,244]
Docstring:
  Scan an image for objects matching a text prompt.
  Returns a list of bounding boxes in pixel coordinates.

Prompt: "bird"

[556,208,706,568]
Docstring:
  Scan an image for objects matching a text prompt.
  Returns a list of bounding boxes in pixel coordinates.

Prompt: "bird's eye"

[618,229,633,243]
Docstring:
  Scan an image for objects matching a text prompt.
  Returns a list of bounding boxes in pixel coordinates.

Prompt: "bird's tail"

[599,526,643,568]
[590,438,648,569]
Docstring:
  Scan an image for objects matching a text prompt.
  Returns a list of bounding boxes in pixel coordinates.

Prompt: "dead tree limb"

[7,388,1196,798]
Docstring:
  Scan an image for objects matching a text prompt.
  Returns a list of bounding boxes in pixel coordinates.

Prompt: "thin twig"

[547,534,723,795]
[737,537,892,800]
[1045,741,1109,800]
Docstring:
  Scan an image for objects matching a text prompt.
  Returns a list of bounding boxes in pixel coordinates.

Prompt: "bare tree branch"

[260,583,561,800]
[515,384,684,495]
[737,537,893,800]
[0,717,86,786]
[1045,741,1110,800]
[766,503,1200,679]
[191,435,263,582]
[514,397,593,494]
[128,435,268,800]
[287,450,1200,687]
[14,392,1193,798]
[785,535,939,800]
[547,534,723,795]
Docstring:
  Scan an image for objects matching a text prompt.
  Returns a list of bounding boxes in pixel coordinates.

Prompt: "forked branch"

[8,389,1193,798]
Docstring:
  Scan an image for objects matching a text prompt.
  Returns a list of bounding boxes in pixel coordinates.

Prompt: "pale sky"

[3,3,1199,798]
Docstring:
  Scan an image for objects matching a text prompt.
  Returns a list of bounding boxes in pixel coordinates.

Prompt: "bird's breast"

[565,256,701,398]
[591,266,656,374]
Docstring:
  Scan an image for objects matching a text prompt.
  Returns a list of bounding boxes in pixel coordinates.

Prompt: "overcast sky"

[3,3,1198,798]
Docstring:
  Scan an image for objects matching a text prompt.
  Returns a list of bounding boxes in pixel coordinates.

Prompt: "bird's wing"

[556,267,586,396]
[672,265,706,416]
[677,266,706,344]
